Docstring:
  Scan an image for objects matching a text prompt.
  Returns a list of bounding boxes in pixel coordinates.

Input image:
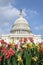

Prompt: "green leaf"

[23,49,32,65]
[12,56,17,65]
[7,59,12,65]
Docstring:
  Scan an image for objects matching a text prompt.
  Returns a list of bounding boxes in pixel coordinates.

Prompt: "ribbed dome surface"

[10,10,32,34]
[14,17,28,25]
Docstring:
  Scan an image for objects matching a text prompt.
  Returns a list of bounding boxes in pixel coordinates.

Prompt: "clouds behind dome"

[0,0,13,6]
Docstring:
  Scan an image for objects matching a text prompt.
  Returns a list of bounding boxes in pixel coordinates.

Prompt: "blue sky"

[0,0,43,37]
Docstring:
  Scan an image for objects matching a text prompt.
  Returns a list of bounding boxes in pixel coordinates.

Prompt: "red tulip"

[6,48,15,59]
[8,44,12,48]
[41,42,43,44]
[24,37,28,42]
[0,39,4,43]
[1,47,7,53]
[29,37,34,42]
[15,44,18,49]
[39,47,43,53]
[6,51,10,59]
[0,39,7,45]
[39,42,43,53]
[9,48,15,56]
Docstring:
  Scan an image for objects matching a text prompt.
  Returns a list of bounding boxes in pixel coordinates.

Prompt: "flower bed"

[0,37,43,65]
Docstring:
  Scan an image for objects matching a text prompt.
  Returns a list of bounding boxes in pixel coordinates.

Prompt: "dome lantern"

[19,9,23,18]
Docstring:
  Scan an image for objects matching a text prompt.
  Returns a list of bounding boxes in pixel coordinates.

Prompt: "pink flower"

[24,37,28,42]
[39,47,43,53]
[0,39,7,45]
[6,48,15,59]
[8,44,12,48]
[41,42,43,44]
[15,44,18,49]
[0,39,4,44]
[29,37,34,42]
[1,47,7,53]
[9,48,15,56]
[39,43,43,53]
[6,51,10,59]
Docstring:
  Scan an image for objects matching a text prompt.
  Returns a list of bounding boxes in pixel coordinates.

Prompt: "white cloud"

[28,9,38,16]
[0,28,4,34]
[0,0,13,6]
[4,22,9,26]
[34,25,43,30]
[0,5,18,23]
[23,9,39,18]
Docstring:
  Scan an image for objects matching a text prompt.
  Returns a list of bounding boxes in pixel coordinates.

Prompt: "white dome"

[14,17,28,25]
[10,10,32,34]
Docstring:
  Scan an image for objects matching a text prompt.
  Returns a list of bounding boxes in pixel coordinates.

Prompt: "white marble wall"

[1,34,41,44]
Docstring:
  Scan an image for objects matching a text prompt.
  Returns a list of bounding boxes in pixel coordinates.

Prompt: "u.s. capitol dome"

[10,10,32,34]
